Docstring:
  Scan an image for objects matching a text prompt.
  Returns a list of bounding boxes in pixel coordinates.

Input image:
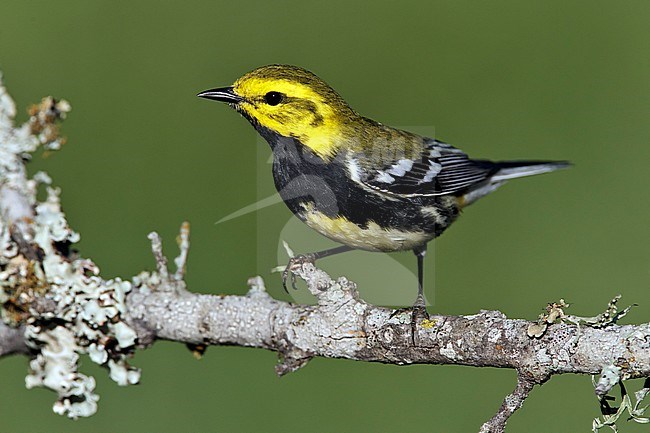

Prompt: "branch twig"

[479,374,537,433]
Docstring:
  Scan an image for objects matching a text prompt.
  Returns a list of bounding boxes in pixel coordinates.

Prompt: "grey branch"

[479,374,536,433]
[1,73,649,433]
[126,262,650,380]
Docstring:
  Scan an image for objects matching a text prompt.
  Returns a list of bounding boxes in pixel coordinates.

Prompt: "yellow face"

[229,65,357,159]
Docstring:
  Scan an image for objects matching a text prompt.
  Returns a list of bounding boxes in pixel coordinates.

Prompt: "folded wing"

[354,138,494,197]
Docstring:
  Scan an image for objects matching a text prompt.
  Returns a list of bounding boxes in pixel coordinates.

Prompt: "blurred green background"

[1,1,649,432]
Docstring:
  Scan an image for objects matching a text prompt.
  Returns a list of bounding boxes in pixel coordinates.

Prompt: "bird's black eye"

[264,91,284,106]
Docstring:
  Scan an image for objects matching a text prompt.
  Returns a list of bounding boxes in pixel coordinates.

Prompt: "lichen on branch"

[0,74,139,418]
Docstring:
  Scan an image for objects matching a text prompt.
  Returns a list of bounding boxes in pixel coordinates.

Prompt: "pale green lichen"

[0,73,140,418]
[527,296,635,339]
[592,377,650,432]
[526,299,569,338]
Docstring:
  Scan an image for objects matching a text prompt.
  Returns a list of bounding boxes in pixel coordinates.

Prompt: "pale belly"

[298,203,435,252]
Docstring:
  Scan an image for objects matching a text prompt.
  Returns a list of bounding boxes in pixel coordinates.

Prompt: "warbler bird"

[198,65,570,312]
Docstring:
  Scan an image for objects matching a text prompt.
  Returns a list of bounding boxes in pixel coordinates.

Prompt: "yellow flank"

[300,203,431,252]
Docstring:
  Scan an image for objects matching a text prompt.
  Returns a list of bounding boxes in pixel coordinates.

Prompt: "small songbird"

[198,64,569,315]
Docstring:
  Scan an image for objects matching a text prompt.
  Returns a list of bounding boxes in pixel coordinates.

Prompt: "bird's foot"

[281,253,317,293]
[390,295,429,346]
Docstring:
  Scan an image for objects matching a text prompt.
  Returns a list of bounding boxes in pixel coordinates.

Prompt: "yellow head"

[198,65,358,159]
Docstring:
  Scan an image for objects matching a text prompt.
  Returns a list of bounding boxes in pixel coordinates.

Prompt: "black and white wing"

[350,139,494,197]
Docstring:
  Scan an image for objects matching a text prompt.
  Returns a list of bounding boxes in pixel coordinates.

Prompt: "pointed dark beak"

[196,86,243,103]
